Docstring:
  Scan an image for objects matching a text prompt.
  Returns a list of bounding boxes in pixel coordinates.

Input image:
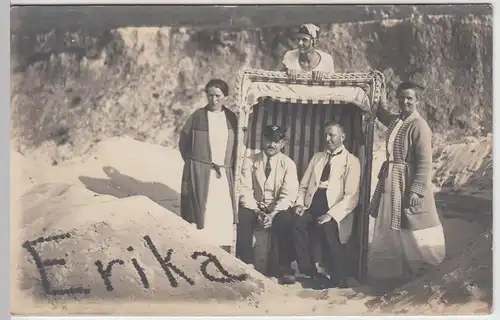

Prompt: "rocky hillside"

[10,6,492,162]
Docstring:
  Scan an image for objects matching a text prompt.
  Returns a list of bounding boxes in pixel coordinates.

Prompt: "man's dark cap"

[263,125,286,142]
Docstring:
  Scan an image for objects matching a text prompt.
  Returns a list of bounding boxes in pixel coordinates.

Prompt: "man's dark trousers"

[292,188,347,282]
[236,206,295,275]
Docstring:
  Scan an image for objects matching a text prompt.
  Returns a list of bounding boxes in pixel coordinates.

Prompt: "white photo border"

[6,1,497,320]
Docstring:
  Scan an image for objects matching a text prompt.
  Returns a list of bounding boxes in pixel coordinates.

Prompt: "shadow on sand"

[435,192,492,229]
[358,191,493,311]
[78,166,181,215]
[290,191,494,309]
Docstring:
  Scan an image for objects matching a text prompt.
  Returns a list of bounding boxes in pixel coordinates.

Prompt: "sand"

[11,136,493,315]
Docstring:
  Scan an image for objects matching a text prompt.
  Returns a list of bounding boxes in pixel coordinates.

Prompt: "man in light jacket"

[292,120,361,288]
[236,125,299,284]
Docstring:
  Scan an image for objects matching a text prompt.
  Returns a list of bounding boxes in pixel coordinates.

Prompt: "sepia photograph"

[10,3,493,316]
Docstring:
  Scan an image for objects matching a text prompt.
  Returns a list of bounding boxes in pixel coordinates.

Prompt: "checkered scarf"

[367,111,418,230]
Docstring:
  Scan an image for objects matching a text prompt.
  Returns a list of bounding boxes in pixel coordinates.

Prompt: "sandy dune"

[11,136,492,315]
[12,180,286,313]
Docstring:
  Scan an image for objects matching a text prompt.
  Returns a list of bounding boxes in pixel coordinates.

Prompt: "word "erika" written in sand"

[22,232,248,296]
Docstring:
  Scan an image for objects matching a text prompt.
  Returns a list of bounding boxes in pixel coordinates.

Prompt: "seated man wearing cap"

[282,23,335,82]
[236,125,299,284]
[292,120,361,288]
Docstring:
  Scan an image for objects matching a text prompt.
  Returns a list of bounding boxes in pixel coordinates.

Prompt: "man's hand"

[253,208,264,217]
[286,69,299,80]
[312,70,326,82]
[257,202,270,214]
[292,205,305,216]
[262,213,275,229]
[406,192,422,208]
[316,213,332,225]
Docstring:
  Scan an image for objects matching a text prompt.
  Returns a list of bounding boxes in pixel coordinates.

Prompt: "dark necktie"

[320,150,341,182]
[265,157,272,179]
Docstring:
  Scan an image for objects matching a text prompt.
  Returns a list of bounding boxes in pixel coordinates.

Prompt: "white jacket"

[295,147,361,244]
[239,151,299,213]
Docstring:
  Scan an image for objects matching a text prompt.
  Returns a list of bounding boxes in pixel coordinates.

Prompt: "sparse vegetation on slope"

[11,8,492,162]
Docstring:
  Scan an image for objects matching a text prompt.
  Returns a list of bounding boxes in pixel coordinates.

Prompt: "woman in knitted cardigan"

[367,82,446,286]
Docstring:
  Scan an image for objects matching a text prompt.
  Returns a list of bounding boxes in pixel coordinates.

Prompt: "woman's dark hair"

[205,79,229,96]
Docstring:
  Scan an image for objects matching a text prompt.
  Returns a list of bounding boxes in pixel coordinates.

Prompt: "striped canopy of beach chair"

[235,69,385,282]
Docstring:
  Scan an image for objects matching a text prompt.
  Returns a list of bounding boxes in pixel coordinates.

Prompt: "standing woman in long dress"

[179,79,238,252]
[367,81,446,287]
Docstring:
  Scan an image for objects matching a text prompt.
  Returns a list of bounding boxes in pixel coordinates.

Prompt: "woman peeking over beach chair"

[281,23,335,82]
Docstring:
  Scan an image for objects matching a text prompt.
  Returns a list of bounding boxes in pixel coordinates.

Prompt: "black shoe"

[306,272,330,281]
[303,272,331,290]
[278,274,296,285]
[322,274,349,289]
[329,278,349,289]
